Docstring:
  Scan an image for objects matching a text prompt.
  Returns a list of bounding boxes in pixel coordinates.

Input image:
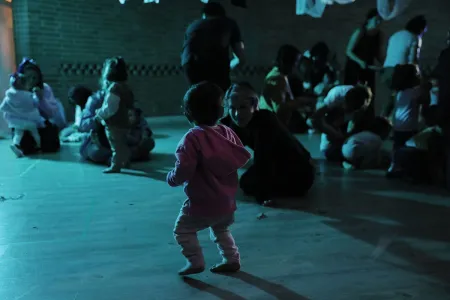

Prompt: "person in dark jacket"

[221,82,315,206]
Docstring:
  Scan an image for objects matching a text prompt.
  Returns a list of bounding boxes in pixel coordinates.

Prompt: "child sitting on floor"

[0,73,44,157]
[167,81,251,276]
[94,56,135,173]
[386,64,431,177]
[61,85,94,142]
[394,105,446,184]
[127,108,155,161]
[342,116,392,170]
[221,82,315,207]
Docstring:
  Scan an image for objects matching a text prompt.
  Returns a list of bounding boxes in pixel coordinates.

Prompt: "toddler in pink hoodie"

[167,81,251,276]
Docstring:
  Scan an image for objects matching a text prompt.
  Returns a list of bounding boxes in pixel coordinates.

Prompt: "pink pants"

[173,208,240,268]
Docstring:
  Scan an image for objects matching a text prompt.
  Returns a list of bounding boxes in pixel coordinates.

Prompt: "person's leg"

[104,127,130,173]
[323,142,344,162]
[271,163,315,199]
[130,138,155,162]
[29,127,41,148]
[38,121,61,153]
[173,210,209,275]
[11,129,25,157]
[239,166,259,197]
[183,62,206,86]
[387,131,417,176]
[209,213,240,273]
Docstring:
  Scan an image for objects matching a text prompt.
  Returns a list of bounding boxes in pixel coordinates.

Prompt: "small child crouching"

[167,81,251,275]
[0,73,44,157]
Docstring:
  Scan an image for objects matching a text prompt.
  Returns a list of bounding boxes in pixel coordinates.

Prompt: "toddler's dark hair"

[369,116,392,139]
[68,85,93,109]
[17,57,44,89]
[103,56,128,82]
[344,84,371,111]
[406,15,427,35]
[184,81,224,126]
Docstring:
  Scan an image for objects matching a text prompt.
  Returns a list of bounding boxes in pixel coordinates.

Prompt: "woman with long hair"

[344,9,385,115]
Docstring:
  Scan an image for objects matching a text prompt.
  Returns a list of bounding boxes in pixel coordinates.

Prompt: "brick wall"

[11,0,450,120]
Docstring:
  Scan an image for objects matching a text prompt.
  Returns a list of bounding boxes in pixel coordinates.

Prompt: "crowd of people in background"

[1,1,449,275]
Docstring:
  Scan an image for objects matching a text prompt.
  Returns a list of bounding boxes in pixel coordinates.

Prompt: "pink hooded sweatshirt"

[167,124,251,217]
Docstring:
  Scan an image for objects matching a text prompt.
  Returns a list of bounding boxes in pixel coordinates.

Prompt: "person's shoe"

[10,144,24,158]
[178,262,205,276]
[210,262,240,273]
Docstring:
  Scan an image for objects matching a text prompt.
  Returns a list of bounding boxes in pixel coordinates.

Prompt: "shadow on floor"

[222,271,311,300]
[183,277,246,300]
[307,179,450,286]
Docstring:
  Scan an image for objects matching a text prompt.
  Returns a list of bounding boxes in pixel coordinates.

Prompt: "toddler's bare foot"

[10,144,24,158]
[210,262,240,273]
[103,166,121,174]
[178,262,205,276]
[342,161,355,170]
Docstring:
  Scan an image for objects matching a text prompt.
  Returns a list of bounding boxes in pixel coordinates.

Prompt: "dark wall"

[12,0,450,120]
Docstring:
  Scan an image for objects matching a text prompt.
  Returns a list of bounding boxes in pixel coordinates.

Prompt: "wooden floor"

[1,116,449,300]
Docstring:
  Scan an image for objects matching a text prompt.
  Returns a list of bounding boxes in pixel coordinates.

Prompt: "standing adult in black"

[181,2,246,92]
[344,9,385,116]
[431,30,450,189]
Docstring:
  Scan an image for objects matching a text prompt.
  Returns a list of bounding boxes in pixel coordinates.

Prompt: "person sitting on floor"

[78,89,112,165]
[342,116,392,170]
[127,107,155,161]
[259,44,315,127]
[61,85,94,142]
[308,84,373,162]
[0,73,44,157]
[7,58,63,154]
[221,82,315,207]
[394,105,445,184]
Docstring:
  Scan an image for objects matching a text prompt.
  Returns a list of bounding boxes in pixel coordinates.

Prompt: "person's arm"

[346,28,366,69]
[382,91,397,118]
[408,38,420,65]
[35,84,58,120]
[95,90,120,121]
[140,119,153,141]
[309,88,345,141]
[229,20,245,69]
[167,132,198,187]
[79,96,98,132]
